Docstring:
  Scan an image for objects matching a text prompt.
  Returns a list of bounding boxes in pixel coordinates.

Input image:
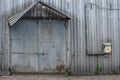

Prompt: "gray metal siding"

[0,0,120,75]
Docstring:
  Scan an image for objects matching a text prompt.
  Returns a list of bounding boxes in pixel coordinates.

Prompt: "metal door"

[38,43,55,73]
[38,21,66,73]
[11,20,39,72]
[11,20,66,73]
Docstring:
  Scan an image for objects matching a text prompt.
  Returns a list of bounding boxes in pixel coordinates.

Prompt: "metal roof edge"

[8,1,38,26]
[8,1,71,26]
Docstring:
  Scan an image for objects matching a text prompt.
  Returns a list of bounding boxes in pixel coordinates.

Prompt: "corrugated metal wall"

[0,0,120,75]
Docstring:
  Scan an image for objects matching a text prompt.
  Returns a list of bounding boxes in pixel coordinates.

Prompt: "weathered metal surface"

[11,20,38,53]
[11,54,38,72]
[11,20,66,73]
[1,0,120,75]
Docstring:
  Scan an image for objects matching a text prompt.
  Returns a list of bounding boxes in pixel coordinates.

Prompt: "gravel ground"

[0,74,120,80]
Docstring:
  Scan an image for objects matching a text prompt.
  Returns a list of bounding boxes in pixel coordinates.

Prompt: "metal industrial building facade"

[0,0,120,75]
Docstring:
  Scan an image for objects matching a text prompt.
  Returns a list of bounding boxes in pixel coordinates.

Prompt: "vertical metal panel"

[117,0,120,74]
[11,20,39,72]
[38,20,66,73]
[38,43,54,72]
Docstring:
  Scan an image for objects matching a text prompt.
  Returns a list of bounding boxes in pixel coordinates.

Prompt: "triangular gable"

[8,1,71,26]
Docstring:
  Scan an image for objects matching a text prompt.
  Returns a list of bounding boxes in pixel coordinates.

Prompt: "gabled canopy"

[8,1,71,26]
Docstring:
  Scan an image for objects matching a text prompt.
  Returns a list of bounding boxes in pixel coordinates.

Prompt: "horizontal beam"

[20,17,69,20]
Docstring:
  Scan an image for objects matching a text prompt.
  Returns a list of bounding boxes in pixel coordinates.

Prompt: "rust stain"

[56,65,64,72]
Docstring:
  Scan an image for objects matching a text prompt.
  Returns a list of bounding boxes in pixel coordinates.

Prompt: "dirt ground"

[0,74,120,80]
